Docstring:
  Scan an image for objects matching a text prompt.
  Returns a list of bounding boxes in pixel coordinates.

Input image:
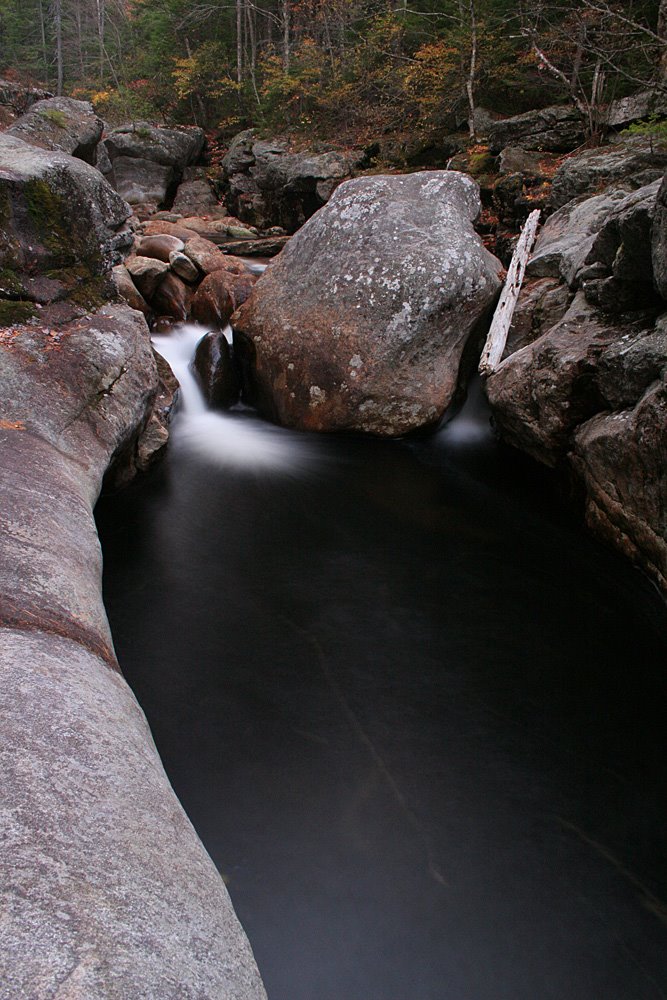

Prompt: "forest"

[1,0,666,144]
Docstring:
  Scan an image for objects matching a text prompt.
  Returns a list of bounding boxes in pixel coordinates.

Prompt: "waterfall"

[152,322,318,473]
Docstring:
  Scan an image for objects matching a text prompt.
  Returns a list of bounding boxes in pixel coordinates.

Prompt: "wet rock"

[141,219,200,242]
[184,236,247,276]
[572,377,667,595]
[135,234,185,262]
[151,271,192,321]
[169,250,200,283]
[193,330,241,408]
[191,271,239,327]
[652,171,667,299]
[111,263,150,315]
[0,133,132,307]
[549,138,667,210]
[221,129,367,231]
[488,105,585,154]
[502,278,573,358]
[125,255,170,299]
[6,97,103,163]
[485,293,643,465]
[0,303,267,998]
[221,235,290,257]
[100,123,206,209]
[232,171,502,435]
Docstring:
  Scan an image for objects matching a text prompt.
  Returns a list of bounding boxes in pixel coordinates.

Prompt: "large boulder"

[0,78,52,115]
[488,104,585,154]
[605,89,667,130]
[233,171,502,435]
[548,138,667,210]
[6,96,103,163]
[0,304,266,997]
[221,129,367,231]
[0,133,132,311]
[99,123,206,209]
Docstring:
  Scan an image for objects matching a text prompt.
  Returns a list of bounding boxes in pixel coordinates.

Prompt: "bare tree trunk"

[184,36,207,125]
[38,0,49,84]
[246,0,261,105]
[282,0,290,72]
[659,0,667,83]
[236,0,244,85]
[465,0,478,142]
[53,0,63,95]
[96,0,105,83]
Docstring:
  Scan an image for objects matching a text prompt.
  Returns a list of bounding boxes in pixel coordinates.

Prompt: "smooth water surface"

[96,342,667,1000]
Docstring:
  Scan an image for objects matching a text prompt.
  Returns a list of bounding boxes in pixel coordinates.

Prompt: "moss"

[0,299,35,325]
[0,268,24,297]
[24,179,77,267]
[37,108,69,128]
[68,275,111,310]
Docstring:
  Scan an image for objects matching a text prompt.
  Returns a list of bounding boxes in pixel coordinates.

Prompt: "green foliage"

[37,108,68,127]
[623,113,667,148]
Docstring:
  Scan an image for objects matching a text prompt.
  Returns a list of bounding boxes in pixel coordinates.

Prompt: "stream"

[96,321,667,1000]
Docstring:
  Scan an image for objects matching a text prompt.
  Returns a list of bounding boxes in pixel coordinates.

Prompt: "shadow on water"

[96,335,667,1000]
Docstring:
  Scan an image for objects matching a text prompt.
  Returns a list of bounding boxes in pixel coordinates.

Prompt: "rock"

[135,233,185,262]
[0,303,267,998]
[502,278,573,358]
[488,105,585,154]
[125,255,170,299]
[178,215,259,244]
[232,171,502,435]
[572,377,667,594]
[498,147,546,175]
[6,97,103,163]
[0,78,53,115]
[221,235,290,257]
[141,219,200,242]
[169,250,200,283]
[527,187,630,287]
[485,293,643,465]
[151,272,192,321]
[193,331,241,408]
[595,315,667,409]
[184,236,247,276]
[652,172,667,299]
[221,130,367,231]
[191,272,237,327]
[111,263,150,315]
[100,123,206,208]
[171,176,222,216]
[549,138,667,210]
[0,133,132,308]
[605,89,667,130]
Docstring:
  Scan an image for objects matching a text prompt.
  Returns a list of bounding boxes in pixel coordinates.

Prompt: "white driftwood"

[479,208,541,376]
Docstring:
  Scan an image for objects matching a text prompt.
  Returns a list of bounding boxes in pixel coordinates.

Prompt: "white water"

[152,323,318,473]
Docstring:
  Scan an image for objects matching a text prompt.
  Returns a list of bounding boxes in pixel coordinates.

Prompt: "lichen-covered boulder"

[652,171,667,299]
[0,133,132,309]
[6,96,103,163]
[0,304,266,998]
[232,171,502,435]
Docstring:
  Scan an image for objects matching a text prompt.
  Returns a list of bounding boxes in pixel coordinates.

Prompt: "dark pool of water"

[96,394,667,1000]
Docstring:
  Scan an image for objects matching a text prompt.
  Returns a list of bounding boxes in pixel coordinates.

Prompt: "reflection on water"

[97,341,667,1000]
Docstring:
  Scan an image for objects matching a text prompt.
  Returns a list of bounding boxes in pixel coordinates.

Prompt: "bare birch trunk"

[479,210,541,376]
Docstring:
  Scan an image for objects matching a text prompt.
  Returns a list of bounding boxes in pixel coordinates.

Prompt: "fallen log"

[479,209,541,376]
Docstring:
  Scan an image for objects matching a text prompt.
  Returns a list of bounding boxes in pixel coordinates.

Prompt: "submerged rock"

[193,330,241,408]
[233,171,502,435]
